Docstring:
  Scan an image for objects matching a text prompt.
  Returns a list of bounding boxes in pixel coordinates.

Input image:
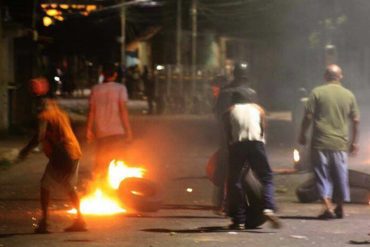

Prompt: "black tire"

[118,178,162,212]
[295,176,370,204]
[348,170,370,190]
[295,177,319,203]
[243,167,266,229]
[349,187,370,204]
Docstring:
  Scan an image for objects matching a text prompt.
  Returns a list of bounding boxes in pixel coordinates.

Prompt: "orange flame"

[69,160,146,215]
[108,160,145,190]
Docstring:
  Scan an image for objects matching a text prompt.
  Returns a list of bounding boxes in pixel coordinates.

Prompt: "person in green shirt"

[298,64,360,219]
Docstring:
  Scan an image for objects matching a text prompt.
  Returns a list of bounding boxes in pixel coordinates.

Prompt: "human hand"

[125,132,133,143]
[349,143,359,156]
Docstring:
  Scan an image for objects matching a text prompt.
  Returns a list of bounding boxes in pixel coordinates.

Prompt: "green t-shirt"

[305,81,360,151]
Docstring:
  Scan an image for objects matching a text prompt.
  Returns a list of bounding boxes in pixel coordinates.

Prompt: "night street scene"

[3,0,370,246]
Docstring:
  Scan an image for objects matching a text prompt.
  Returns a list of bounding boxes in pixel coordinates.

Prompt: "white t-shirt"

[89,82,129,138]
[229,103,265,144]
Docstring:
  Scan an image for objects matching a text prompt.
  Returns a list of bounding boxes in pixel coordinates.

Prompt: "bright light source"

[86,5,97,12]
[293,149,300,163]
[46,9,60,17]
[60,4,69,10]
[43,16,53,27]
[241,63,248,69]
[186,188,193,193]
[54,76,60,82]
[156,65,165,71]
[54,15,64,22]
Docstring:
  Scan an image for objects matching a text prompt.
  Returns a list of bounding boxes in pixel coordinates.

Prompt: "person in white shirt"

[87,63,133,181]
[224,92,280,230]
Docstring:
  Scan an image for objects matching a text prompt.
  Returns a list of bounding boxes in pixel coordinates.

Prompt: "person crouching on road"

[223,92,281,230]
[18,83,86,233]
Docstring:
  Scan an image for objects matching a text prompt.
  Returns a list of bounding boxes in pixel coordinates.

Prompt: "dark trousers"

[227,140,275,224]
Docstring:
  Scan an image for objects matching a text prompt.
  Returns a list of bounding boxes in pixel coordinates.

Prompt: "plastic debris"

[290,235,308,240]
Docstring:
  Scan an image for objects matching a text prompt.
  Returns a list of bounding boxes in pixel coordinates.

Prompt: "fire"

[108,160,145,190]
[69,189,126,215]
[293,149,300,163]
[69,160,146,215]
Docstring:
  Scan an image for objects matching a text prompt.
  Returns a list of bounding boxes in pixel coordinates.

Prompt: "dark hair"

[233,62,248,79]
[231,92,249,104]
[102,63,117,78]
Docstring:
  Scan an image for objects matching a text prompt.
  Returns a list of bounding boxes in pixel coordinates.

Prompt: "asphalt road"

[1,112,370,247]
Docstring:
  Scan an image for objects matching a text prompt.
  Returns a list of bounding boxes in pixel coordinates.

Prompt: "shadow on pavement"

[126,214,222,219]
[142,226,275,234]
[279,215,319,220]
[0,233,35,238]
[348,240,370,245]
[161,204,216,211]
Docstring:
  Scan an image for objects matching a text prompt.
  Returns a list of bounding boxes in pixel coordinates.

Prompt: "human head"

[29,77,49,96]
[102,63,118,82]
[324,64,343,81]
[233,62,248,80]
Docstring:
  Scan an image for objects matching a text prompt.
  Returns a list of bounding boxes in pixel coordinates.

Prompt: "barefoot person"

[19,79,86,233]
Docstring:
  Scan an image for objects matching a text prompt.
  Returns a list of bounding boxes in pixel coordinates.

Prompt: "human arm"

[119,99,133,142]
[18,120,46,160]
[298,91,315,145]
[298,112,312,145]
[349,96,360,155]
[349,118,359,155]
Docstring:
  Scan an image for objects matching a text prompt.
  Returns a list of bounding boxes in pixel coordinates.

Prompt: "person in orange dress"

[19,86,86,233]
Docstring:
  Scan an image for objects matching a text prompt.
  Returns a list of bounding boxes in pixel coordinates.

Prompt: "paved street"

[1,103,370,247]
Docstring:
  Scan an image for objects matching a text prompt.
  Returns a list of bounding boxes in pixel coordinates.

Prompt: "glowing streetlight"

[43,16,53,27]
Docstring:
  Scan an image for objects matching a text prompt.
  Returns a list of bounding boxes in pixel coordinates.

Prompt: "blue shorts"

[311,149,350,202]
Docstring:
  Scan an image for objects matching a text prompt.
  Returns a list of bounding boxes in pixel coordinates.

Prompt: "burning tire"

[117,178,162,212]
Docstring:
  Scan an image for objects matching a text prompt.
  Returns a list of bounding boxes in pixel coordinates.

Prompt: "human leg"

[61,159,87,232]
[248,141,275,210]
[312,149,335,218]
[64,185,87,232]
[227,142,248,226]
[248,141,281,228]
[330,151,349,218]
[34,187,51,234]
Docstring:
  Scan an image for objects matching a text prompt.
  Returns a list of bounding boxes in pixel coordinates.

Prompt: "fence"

[154,65,218,114]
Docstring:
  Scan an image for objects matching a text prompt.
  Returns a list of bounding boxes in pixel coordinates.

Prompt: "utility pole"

[120,1,126,82]
[191,0,197,97]
[176,0,182,69]
[0,2,6,132]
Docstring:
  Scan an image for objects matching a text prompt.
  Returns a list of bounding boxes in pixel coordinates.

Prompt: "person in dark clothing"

[142,66,156,114]
[215,62,257,119]
[223,92,281,230]
[212,62,257,215]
